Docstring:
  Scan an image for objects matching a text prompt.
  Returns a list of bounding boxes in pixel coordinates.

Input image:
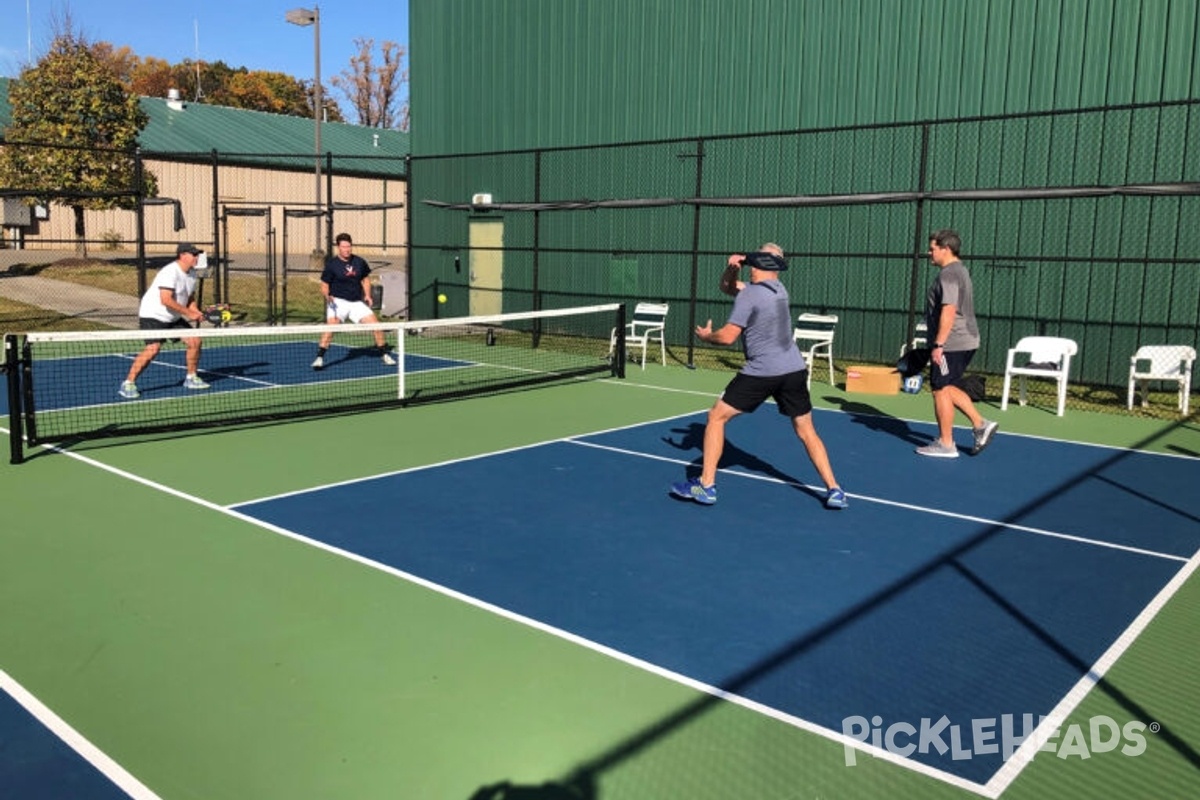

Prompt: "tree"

[126,56,177,100]
[331,37,408,130]
[0,30,157,256]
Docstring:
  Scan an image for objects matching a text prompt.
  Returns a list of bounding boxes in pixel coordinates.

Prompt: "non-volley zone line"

[15,344,477,416]
[228,412,1197,791]
[11,410,1200,796]
[568,438,1190,563]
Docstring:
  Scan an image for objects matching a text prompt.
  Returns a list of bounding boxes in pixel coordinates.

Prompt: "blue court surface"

[0,674,136,800]
[2,342,468,413]
[229,409,1200,788]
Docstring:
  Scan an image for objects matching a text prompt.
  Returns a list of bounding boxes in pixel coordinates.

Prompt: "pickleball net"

[4,303,627,463]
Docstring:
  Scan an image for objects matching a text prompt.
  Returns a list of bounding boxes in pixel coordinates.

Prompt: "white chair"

[900,321,928,356]
[610,302,669,368]
[1001,336,1079,416]
[794,313,838,388]
[1127,345,1195,416]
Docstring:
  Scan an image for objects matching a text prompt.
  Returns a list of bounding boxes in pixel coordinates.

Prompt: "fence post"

[135,148,147,298]
[210,149,223,304]
[685,137,706,369]
[533,149,543,312]
[405,155,413,324]
[906,124,931,347]
[324,151,334,255]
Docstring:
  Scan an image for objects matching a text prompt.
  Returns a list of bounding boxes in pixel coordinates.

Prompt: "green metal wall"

[411,0,1199,156]
[408,1,1200,387]
[408,102,1200,387]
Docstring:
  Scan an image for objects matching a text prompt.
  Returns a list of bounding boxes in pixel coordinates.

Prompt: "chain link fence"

[1,146,407,330]
[409,100,1200,416]
[5,102,1198,416]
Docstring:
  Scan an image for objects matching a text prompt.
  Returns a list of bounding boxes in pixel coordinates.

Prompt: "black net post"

[5,335,25,465]
[614,303,627,379]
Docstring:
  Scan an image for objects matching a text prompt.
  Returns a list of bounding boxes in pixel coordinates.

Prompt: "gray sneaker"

[916,440,959,458]
[971,420,999,455]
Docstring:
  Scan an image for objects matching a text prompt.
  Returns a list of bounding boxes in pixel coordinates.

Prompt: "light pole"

[286,5,323,257]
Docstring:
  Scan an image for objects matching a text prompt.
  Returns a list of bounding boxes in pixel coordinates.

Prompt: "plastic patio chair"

[610,302,669,369]
[900,321,928,356]
[794,313,838,388]
[1001,336,1079,416]
[1127,344,1196,416]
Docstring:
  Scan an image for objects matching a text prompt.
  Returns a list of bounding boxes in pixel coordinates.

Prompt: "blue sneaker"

[670,477,716,505]
[825,487,848,509]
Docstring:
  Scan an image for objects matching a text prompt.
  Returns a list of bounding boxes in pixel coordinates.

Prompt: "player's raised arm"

[719,253,746,296]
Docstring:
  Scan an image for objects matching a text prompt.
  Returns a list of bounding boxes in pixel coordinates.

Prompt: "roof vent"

[166,88,185,111]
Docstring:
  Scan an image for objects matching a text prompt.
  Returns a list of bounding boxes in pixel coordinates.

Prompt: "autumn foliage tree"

[0,31,157,256]
[89,46,344,122]
[331,38,408,130]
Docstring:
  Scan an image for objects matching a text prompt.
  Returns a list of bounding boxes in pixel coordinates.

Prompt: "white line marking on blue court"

[567,438,1190,563]
[5,405,1195,800]
[0,668,164,800]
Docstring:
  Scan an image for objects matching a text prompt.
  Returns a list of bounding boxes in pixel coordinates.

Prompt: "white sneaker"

[381,352,397,366]
[183,375,210,390]
[916,440,959,458]
[311,355,324,370]
[971,420,999,455]
[118,381,139,399]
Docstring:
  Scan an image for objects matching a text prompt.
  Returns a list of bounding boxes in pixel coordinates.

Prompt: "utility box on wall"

[2,198,32,226]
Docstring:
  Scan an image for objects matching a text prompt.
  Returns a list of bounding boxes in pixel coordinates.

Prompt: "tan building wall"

[6,158,407,262]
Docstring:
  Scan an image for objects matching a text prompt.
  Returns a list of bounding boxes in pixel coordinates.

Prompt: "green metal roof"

[0,77,408,177]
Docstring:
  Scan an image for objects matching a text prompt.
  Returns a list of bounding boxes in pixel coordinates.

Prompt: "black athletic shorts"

[139,316,193,345]
[929,348,975,391]
[721,369,813,417]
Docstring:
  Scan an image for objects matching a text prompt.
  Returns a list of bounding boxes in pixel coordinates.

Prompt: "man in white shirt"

[118,243,209,399]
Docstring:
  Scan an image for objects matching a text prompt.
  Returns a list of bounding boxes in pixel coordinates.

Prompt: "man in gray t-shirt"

[670,243,847,510]
[917,229,998,458]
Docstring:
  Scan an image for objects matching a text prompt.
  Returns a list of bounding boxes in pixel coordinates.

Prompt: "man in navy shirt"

[311,232,396,370]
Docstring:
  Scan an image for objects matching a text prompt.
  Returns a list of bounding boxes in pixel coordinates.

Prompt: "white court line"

[229,408,712,507]
[5,438,1001,797]
[4,406,1198,798]
[568,439,1190,563]
[0,668,163,800]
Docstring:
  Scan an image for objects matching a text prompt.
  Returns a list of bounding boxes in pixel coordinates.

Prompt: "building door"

[468,217,503,317]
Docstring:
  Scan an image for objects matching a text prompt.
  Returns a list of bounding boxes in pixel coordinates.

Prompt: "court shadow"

[466,776,595,800]
[463,414,1200,800]
[661,421,826,503]
[203,361,270,378]
[316,347,392,369]
[822,395,930,446]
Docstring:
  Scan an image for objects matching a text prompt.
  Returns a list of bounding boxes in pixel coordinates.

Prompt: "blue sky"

[0,1,409,88]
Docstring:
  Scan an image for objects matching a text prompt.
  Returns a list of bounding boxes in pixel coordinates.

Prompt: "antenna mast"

[193,19,204,101]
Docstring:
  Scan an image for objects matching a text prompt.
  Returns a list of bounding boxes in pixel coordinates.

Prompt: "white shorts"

[326,297,376,324]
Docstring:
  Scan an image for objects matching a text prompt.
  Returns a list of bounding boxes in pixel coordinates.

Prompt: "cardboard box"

[845,365,901,395]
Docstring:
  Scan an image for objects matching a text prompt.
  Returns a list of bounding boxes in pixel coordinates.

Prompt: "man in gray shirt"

[670,243,847,509]
[917,229,998,458]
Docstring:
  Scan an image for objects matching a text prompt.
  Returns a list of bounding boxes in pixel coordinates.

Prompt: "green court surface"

[2,363,1199,800]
